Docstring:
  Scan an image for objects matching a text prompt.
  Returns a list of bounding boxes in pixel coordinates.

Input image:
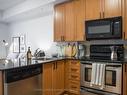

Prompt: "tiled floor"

[62,91,98,95]
[80,92,98,95]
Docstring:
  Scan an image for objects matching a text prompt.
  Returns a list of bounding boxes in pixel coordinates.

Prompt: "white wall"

[0,23,9,58]
[8,14,54,54]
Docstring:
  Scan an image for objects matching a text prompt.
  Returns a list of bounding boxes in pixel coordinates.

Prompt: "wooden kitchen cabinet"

[85,0,122,20]
[123,64,127,95]
[0,71,3,95]
[74,0,86,41]
[54,4,65,41]
[43,63,53,95]
[64,1,75,41]
[64,60,80,94]
[54,1,76,42]
[53,61,65,95]
[85,0,101,20]
[54,0,85,42]
[123,0,127,39]
[104,0,122,18]
[43,61,64,95]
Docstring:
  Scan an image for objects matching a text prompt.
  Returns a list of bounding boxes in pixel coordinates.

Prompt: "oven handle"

[80,61,122,66]
[81,63,122,70]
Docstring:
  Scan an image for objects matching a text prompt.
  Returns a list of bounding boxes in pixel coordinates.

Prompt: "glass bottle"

[27,47,32,64]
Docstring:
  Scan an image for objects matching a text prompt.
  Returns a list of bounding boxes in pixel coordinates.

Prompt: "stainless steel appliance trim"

[80,61,122,66]
[4,74,42,95]
[81,87,120,95]
[81,62,122,94]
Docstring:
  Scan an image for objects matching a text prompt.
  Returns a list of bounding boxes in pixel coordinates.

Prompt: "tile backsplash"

[55,39,127,58]
[80,39,127,58]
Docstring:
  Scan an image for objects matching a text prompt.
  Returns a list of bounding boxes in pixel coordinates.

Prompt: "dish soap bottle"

[27,47,32,64]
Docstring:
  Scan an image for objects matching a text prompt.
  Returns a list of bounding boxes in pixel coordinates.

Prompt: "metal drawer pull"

[71,86,77,89]
[71,68,78,71]
[71,75,78,78]
[71,62,78,64]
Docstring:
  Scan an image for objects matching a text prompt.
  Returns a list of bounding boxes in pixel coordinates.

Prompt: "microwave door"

[86,20,112,40]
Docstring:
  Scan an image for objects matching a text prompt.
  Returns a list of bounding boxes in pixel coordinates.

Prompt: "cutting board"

[65,45,72,57]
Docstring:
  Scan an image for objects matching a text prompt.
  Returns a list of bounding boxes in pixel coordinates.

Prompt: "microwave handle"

[111,22,114,35]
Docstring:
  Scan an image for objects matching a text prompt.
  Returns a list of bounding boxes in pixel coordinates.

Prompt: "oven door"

[81,63,122,94]
[105,65,122,94]
[81,63,92,87]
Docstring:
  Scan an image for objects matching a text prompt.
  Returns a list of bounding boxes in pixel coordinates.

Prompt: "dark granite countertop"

[0,57,79,71]
[0,56,127,71]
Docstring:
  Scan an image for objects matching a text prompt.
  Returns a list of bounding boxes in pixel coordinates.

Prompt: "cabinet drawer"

[69,67,80,74]
[69,73,80,81]
[69,80,80,94]
[69,61,80,67]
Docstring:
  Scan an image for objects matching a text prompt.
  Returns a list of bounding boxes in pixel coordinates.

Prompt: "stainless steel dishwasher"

[4,64,42,95]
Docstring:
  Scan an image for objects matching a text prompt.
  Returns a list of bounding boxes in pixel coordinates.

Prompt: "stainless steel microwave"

[85,16,122,40]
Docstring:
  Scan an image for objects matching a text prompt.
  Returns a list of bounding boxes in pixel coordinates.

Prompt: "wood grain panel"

[65,1,75,41]
[74,0,85,41]
[85,0,102,20]
[54,4,65,41]
[104,0,122,18]
[123,0,127,39]
[43,63,53,95]
[0,71,3,95]
[54,61,65,95]
[123,64,127,95]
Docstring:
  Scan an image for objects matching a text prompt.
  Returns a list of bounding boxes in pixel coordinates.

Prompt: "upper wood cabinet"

[104,0,122,18]
[54,4,65,41]
[74,0,86,41]
[85,0,101,20]
[64,2,75,41]
[85,0,122,20]
[54,0,85,42]
[123,0,127,39]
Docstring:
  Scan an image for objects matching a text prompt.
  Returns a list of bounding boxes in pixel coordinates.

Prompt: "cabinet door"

[53,61,64,95]
[85,0,102,20]
[64,60,70,90]
[124,0,127,39]
[123,64,127,95]
[0,72,3,95]
[104,0,122,18]
[65,2,75,41]
[74,0,85,41]
[54,4,65,41]
[43,63,53,95]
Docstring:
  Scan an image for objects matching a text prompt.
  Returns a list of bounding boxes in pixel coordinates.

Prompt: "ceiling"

[0,0,69,23]
[0,0,26,10]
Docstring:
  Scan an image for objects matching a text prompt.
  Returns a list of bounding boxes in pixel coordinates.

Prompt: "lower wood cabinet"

[53,61,65,95]
[54,0,85,42]
[43,63,53,95]
[42,61,64,95]
[123,64,127,95]
[0,71,3,95]
[65,60,80,95]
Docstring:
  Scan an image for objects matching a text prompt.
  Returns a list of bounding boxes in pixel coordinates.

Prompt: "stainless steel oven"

[81,61,122,95]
